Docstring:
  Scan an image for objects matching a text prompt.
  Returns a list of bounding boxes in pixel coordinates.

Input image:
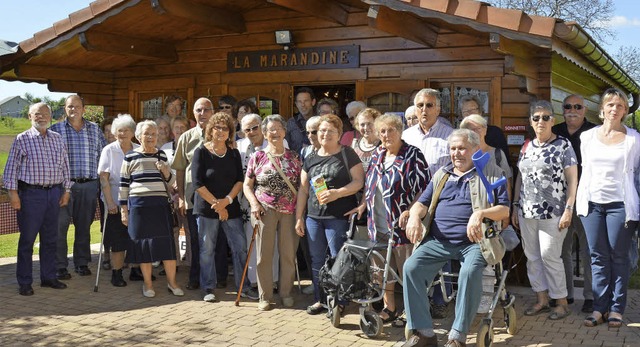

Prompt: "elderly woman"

[243,115,302,311]
[98,114,137,287]
[351,108,382,173]
[578,88,640,328]
[512,101,577,320]
[404,105,419,129]
[349,113,429,322]
[99,117,116,270]
[295,114,365,315]
[165,95,185,118]
[160,115,190,268]
[316,98,339,116]
[192,113,258,303]
[120,120,183,298]
[155,116,172,148]
[300,116,321,161]
[341,101,366,146]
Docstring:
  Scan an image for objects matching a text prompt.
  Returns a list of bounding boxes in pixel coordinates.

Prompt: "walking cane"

[235,223,260,306]
[93,207,109,292]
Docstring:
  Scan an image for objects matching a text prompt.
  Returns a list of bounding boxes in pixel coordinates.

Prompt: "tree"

[614,46,640,84]
[487,0,615,43]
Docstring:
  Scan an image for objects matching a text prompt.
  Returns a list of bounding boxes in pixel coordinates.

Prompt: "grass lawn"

[0,117,32,136]
[0,151,7,175]
[0,222,102,258]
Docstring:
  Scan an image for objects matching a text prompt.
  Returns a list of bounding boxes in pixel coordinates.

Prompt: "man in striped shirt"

[4,102,72,295]
[50,95,107,280]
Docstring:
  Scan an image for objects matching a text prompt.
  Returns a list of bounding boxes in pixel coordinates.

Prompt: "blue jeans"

[56,180,99,269]
[580,201,638,314]
[306,217,348,303]
[198,216,249,291]
[404,237,486,338]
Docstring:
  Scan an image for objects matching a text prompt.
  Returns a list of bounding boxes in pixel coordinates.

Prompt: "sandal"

[608,316,623,328]
[524,303,551,316]
[548,306,571,320]
[584,313,606,327]
[380,307,398,323]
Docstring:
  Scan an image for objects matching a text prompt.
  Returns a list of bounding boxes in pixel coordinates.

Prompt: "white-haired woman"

[120,120,183,298]
[98,114,138,287]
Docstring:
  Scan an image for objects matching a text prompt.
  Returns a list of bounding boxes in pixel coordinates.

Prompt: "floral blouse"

[517,136,577,219]
[245,149,302,214]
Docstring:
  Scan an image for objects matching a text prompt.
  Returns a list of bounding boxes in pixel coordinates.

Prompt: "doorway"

[295,84,356,131]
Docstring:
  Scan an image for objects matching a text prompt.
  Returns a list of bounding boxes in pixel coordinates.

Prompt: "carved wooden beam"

[267,0,349,25]
[367,5,438,48]
[79,31,178,61]
[15,65,113,84]
[151,0,246,33]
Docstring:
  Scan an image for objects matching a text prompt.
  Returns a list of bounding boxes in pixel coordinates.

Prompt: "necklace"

[207,142,227,158]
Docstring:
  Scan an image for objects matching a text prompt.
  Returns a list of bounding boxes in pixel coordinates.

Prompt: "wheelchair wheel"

[360,310,383,338]
[476,320,494,347]
[505,305,517,335]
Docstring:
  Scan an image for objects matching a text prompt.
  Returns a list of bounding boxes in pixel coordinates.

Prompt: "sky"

[0,0,639,102]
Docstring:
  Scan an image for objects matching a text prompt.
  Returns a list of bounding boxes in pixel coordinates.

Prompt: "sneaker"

[302,285,314,295]
[258,300,272,311]
[203,289,217,302]
[477,295,492,314]
[152,261,161,267]
[282,297,294,308]
[431,303,448,319]
[241,287,259,300]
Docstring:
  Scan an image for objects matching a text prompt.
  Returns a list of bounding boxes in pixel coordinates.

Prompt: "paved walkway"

[1,253,639,346]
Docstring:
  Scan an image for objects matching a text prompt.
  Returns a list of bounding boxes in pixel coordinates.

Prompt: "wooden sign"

[504,125,526,132]
[227,45,360,72]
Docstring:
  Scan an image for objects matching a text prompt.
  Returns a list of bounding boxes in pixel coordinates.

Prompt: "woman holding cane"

[243,115,302,311]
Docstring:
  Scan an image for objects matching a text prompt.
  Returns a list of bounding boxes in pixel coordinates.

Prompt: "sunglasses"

[306,130,318,135]
[416,102,435,109]
[531,115,552,122]
[243,125,259,133]
[219,105,232,110]
[563,104,584,111]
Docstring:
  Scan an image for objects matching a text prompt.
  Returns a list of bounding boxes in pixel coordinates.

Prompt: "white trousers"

[519,214,568,299]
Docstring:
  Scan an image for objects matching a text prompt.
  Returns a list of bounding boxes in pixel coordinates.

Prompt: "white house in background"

[0,96,29,118]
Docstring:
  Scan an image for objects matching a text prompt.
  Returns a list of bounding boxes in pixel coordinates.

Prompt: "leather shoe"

[41,279,67,289]
[403,332,438,347]
[582,299,594,313]
[74,266,92,276]
[19,284,34,296]
[216,279,227,289]
[56,268,71,280]
[186,281,200,290]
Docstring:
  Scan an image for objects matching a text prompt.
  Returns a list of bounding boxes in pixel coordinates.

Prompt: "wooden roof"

[0,0,637,96]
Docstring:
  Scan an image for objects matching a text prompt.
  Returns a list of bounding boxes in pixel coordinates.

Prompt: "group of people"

[4,86,640,347]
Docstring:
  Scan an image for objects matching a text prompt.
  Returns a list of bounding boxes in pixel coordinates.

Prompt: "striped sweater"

[119,150,175,206]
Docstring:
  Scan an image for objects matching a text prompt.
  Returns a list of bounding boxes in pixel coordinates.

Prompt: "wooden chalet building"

[0,0,637,161]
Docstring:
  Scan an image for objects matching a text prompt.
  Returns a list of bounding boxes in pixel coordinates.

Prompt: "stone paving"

[1,252,640,346]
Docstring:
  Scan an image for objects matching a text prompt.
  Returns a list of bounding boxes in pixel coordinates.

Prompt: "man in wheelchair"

[401,129,509,347]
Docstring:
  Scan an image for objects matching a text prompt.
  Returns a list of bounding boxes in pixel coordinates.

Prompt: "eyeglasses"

[563,104,584,111]
[306,130,318,136]
[219,105,232,110]
[531,115,552,122]
[416,102,435,109]
[195,108,213,113]
[243,125,260,133]
[317,129,337,135]
[212,125,229,132]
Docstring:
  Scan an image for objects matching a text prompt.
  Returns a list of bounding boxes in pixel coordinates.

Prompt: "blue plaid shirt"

[50,118,106,179]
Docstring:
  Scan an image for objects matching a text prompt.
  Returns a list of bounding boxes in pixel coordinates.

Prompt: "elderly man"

[4,103,72,295]
[402,88,454,177]
[402,88,454,318]
[285,87,316,153]
[458,95,510,165]
[402,129,509,347]
[552,94,596,313]
[172,97,214,291]
[50,95,107,280]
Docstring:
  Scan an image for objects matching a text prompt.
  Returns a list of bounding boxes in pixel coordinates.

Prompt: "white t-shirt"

[588,137,625,203]
[98,141,139,206]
